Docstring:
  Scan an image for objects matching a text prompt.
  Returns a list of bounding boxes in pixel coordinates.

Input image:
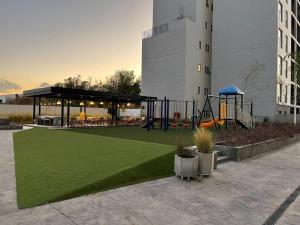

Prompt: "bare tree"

[242,59,265,103]
[242,60,265,92]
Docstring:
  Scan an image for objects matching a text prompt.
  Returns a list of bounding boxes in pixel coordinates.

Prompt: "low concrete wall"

[216,134,300,162]
[0,124,23,130]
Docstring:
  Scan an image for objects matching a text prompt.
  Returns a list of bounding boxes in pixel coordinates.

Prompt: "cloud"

[0,79,22,93]
[38,82,51,88]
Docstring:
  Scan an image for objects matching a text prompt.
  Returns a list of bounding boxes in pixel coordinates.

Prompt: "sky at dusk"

[0,0,153,94]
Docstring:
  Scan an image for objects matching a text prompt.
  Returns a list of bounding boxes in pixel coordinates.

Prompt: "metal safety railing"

[142,23,169,39]
[236,106,256,129]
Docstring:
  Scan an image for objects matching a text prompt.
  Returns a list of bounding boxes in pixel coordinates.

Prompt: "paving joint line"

[262,184,300,225]
[49,204,80,225]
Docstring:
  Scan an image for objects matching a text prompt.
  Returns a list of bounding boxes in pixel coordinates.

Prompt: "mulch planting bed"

[216,123,300,147]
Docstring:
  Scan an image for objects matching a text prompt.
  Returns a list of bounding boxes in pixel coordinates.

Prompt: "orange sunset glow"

[0,0,152,95]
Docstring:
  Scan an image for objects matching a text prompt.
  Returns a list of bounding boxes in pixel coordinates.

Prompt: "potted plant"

[174,137,199,180]
[194,128,214,176]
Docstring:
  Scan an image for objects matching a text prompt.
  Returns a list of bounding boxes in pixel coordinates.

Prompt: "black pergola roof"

[23,87,157,103]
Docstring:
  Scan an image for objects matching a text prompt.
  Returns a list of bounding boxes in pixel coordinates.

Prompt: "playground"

[143,85,255,132]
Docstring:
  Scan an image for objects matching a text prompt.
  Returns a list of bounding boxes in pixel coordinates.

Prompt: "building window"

[278,83,282,102]
[205,66,210,75]
[211,25,213,32]
[203,88,210,96]
[198,87,201,95]
[198,64,202,72]
[285,10,288,28]
[278,56,283,75]
[278,2,283,22]
[278,29,283,48]
[285,60,288,78]
[205,44,210,52]
[285,35,288,52]
[205,21,208,29]
[291,84,295,104]
[285,85,288,103]
[206,0,209,7]
[199,41,202,49]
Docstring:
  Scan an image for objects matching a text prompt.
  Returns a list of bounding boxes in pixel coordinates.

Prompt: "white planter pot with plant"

[194,128,214,176]
[174,137,198,180]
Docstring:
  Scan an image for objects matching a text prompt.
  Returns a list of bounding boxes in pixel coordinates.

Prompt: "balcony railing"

[142,23,169,39]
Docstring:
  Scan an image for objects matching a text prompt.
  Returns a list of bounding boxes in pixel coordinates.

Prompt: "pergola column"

[61,98,65,127]
[33,97,36,124]
[67,99,70,127]
[110,99,117,126]
[38,97,41,116]
[84,102,87,121]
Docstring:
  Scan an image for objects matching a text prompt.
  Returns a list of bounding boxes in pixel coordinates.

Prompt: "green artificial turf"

[67,126,195,145]
[13,128,175,209]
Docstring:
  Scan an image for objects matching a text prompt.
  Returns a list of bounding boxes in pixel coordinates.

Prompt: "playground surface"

[1,129,300,225]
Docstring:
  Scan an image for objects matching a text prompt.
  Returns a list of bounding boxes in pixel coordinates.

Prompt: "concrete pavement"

[0,130,299,225]
[0,130,18,217]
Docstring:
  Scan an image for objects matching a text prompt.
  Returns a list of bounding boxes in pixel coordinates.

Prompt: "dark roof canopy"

[23,87,156,103]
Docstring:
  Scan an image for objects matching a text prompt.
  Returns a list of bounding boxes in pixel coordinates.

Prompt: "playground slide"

[200,117,224,128]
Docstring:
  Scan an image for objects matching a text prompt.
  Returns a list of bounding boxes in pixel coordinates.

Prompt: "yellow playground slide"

[200,117,224,129]
[199,103,227,129]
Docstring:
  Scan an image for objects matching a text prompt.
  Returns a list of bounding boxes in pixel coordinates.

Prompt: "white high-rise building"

[141,0,213,110]
[212,0,300,122]
[142,0,300,122]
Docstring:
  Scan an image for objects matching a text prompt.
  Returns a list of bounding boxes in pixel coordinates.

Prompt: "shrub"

[8,114,32,124]
[175,136,194,158]
[194,128,214,154]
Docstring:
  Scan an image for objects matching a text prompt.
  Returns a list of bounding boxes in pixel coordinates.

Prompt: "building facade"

[141,0,213,112]
[211,0,300,122]
[142,0,300,121]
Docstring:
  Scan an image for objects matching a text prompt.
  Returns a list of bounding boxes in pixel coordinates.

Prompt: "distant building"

[0,94,21,104]
[0,96,7,104]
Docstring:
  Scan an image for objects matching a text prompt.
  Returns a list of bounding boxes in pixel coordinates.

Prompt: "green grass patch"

[14,128,175,208]
[66,126,195,145]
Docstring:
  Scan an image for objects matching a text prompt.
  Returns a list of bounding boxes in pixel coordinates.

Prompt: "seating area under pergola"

[23,87,156,127]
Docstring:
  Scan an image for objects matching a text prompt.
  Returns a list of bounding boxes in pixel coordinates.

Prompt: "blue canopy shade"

[219,85,244,96]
